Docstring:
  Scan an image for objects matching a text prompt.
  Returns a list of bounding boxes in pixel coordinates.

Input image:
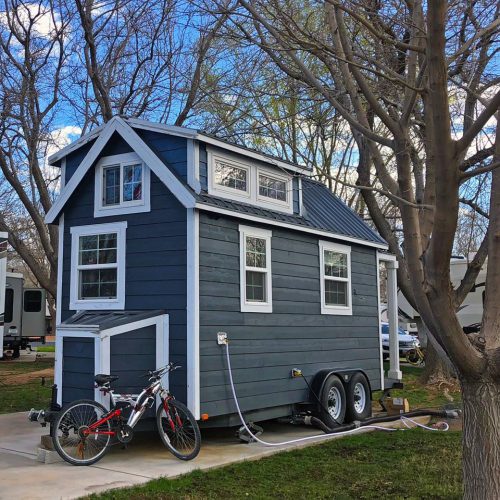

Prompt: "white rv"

[398,256,486,333]
[0,232,7,358]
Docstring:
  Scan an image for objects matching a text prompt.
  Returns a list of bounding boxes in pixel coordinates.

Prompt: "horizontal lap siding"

[198,213,380,418]
[62,337,94,405]
[61,133,188,403]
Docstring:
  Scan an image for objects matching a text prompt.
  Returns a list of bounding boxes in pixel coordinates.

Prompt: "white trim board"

[55,314,169,407]
[56,214,64,325]
[45,116,196,224]
[196,203,388,250]
[186,209,200,419]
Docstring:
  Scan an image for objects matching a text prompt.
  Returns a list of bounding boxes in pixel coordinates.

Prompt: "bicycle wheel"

[157,399,201,460]
[406,349,421,365]
[52,399,112,466]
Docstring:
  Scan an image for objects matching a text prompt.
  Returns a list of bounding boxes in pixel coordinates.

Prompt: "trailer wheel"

[319,374,346,426]
[346,372,371,421]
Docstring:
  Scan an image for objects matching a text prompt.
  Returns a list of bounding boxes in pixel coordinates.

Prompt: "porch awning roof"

[59,310,165,331]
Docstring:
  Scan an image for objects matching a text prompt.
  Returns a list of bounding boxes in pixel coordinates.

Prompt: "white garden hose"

[223,341,449,447]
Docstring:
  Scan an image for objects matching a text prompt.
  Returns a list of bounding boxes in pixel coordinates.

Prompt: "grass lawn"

[91,364,462,500]
[36,346,55,352]
[91,430,462,500]
[0,359,54,414]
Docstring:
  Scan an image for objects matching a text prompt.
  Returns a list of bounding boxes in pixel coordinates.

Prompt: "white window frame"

[319,240,352,315]
[256,168,292,210]
[239,225,273,313]
[69,221,127,311]
[208,149,293,214]
[94,152,151,218]
[208,152,251,201]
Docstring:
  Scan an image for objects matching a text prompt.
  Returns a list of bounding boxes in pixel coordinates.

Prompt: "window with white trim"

[94,153,150,217]
[208,150,293,213]
[239,225,272,313]
[319,241,352,315]
[70,222,127,310]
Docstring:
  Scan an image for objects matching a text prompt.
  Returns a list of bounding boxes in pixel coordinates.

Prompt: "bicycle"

[406,346,425,366]
[51,362,201,466]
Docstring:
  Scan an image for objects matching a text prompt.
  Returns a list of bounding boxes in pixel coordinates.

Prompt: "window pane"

[324,250,348,278]
[79,233,117,265]
[79,269,117,299]
[24,290,42,312]
[246,271,266,302]
[123,164,142,202]
[214,161,247,191]
[246,236,266,268]
[325,280,348,306]
[103,166,120,205]
[259,174,287,202]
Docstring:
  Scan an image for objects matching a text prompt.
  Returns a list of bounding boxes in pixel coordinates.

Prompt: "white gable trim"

[45,117,196,224]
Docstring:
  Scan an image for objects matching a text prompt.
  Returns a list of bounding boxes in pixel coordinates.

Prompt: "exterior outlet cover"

[217,332,228,345]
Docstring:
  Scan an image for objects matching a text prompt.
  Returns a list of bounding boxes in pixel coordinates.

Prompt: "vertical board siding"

[198,212,380,419]
[199,144,208,191]
[60,133,188,403]
[62,337,94,405]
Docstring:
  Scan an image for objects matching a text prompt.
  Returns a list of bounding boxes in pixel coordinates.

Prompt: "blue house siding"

[60,159,188,403]
[198,212,381,420]
[62,337,94,405]
[136,129,188,181]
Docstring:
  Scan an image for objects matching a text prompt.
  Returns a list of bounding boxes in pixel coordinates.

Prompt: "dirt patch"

[3,368,54,385]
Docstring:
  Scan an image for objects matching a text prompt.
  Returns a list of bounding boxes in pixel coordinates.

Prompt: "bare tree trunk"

[461,378,500,499]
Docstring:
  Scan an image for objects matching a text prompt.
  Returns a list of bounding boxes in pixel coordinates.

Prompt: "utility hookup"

[217,332,228,345]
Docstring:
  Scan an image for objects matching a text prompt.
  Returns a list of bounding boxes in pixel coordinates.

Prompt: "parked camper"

[45,116,402,428]
[3,273,48,358]
[0,232,7,358]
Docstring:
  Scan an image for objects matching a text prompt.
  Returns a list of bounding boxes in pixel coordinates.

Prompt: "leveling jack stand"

[236,422,263,443]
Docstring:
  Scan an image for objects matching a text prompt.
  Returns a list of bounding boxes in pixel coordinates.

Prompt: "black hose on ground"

[302,408,460,434]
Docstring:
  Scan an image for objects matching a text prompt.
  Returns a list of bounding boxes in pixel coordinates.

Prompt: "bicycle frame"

[84,377,173,437]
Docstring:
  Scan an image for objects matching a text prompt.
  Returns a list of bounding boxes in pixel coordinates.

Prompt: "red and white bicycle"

[51,362,201,466]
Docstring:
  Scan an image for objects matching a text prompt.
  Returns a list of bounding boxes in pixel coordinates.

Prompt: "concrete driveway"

[0,411,429,499]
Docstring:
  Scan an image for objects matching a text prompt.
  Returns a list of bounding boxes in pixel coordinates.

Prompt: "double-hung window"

[319,241,352,315]
[239,225,272,313]
[94,153,150,217]
[70,222,127,310]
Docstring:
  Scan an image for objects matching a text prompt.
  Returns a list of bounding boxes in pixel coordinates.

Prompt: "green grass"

[36,345,55,352]
[0,360,54,413]
[374,364,462,409]
[91,430,462,500]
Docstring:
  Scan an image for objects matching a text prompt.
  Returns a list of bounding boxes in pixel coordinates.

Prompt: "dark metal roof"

[196,178,386,246]
[60,310,164,331]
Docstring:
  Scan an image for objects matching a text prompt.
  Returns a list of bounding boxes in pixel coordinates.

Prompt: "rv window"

[24,290,42,313]
[4,288,14,323]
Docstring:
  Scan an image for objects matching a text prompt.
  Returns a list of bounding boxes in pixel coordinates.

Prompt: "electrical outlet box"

[217,332,228,345]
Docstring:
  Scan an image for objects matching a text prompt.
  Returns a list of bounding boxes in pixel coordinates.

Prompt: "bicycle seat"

[94,374,119,386]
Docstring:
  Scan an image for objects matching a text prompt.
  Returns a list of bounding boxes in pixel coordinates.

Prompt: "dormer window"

[208,149,293,213]
[94,152,150,217]
[214,160,249,194]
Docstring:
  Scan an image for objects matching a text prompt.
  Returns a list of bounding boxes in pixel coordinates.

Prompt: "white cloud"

[0,3,61,40]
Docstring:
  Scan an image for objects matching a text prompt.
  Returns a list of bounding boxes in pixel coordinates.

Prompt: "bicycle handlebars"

[146,362,182,379]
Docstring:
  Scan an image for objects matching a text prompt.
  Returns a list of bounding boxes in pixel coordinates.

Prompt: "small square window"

[214,161,248,192]
[258,174,287,202]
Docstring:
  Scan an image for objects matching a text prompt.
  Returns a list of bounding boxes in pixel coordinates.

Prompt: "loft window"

[239,225,272,313]
[95,153,150,218]
[319,241,352,315]
[70,222,127,310]
[214,160,248,192]
[258,173,287,202]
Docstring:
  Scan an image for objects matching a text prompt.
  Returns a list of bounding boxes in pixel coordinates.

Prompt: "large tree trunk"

[461,378,500,499]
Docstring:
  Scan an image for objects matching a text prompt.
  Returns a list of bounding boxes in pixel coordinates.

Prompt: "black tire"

[406,349,422,365]
[52,399,111,466]
[157,399,201,460]
[346,372,372,421]
[318,374,346,426]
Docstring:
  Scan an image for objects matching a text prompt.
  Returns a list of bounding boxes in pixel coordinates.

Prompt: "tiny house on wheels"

[46,117,402,428]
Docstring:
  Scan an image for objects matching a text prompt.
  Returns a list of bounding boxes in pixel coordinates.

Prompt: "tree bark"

[461,378,500,499]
